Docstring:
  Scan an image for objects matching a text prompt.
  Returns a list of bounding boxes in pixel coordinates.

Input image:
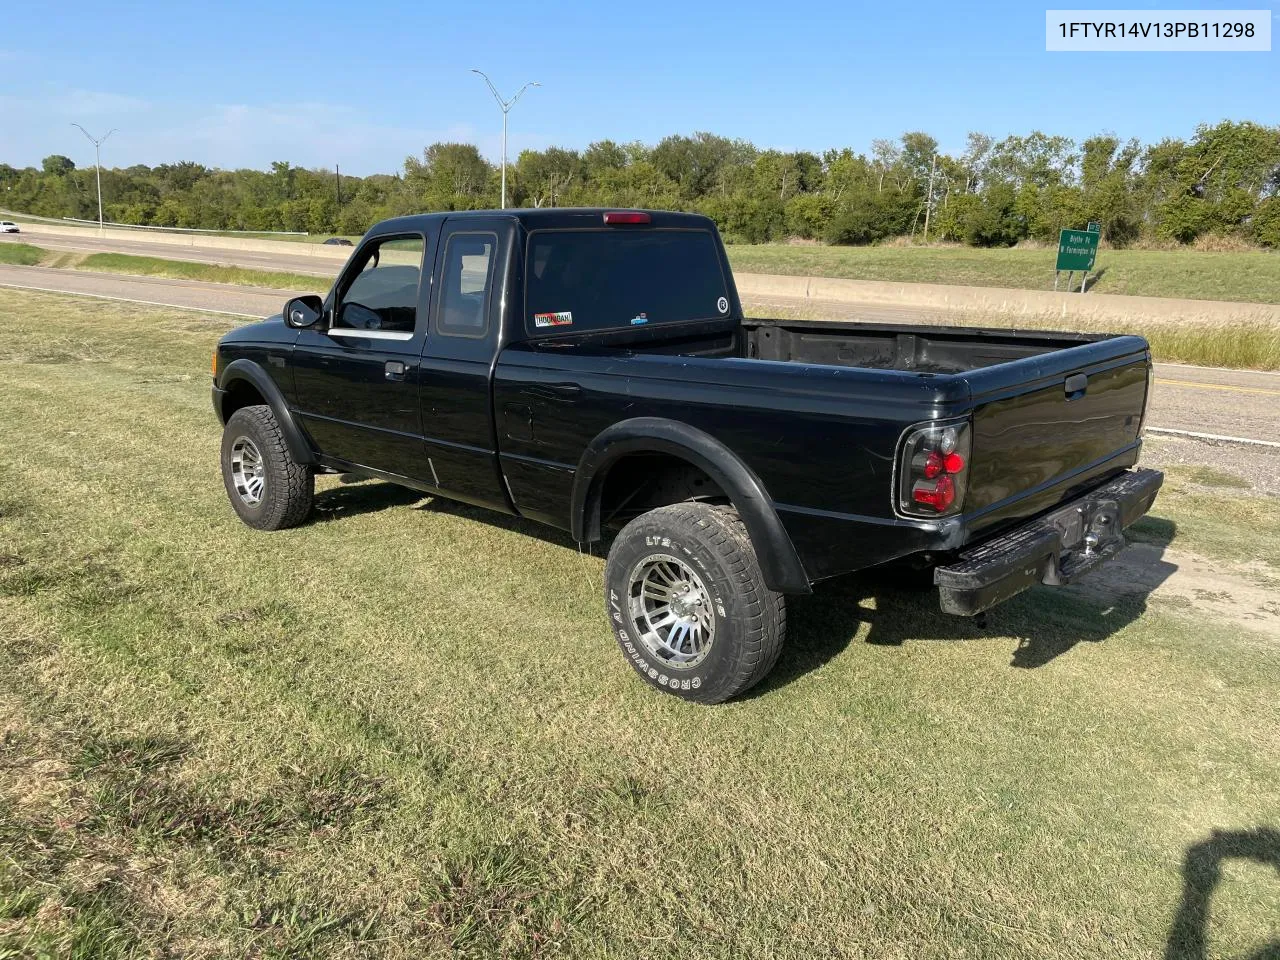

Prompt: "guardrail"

[13,221,352,260]
[0,209,308,237]
[61,217,309,237]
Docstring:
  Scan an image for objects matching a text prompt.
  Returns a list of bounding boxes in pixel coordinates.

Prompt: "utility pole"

[922,153,937,244]
[71,124,116,233]
[336,164,341,208]
[470,69,541,209]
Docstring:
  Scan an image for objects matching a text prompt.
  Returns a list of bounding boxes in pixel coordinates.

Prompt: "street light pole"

[71,124,116,233]
[470,70,540,209]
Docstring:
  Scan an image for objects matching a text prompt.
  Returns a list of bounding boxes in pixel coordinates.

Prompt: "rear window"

[525,229,730,334]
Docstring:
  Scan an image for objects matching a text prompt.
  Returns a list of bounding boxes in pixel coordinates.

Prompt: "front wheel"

[604,503,787,704]
[220,405,314,530]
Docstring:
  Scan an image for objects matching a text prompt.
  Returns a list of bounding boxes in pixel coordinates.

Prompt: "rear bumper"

[934,468,1163,616]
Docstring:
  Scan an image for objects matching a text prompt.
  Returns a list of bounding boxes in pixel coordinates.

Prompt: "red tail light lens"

[913,475,955,510]
[897,420,971,517]
[602,211,651,225]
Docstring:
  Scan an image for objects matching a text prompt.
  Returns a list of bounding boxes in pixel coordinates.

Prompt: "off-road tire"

[604,503,787,704]
[220,405,314,530]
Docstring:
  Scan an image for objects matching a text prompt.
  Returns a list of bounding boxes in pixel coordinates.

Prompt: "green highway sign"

[1056,228,1099,273]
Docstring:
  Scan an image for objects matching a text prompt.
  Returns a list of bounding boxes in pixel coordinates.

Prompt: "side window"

[435,232,497,338]
[334,236,425,334]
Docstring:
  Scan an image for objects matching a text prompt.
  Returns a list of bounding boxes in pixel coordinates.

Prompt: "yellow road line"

[1156,378,1280,397]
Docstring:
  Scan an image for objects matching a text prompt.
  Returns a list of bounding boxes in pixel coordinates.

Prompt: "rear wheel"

[220,405,313,530]
[604,503,786,704]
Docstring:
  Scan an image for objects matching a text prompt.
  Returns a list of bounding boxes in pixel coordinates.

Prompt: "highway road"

[1,260,1277,446]
[3,227,343,277]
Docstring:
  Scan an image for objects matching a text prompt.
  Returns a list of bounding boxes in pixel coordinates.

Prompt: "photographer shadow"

[1165,827,1280,960]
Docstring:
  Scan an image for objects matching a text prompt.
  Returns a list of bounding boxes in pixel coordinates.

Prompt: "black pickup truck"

[212,209,1162,703]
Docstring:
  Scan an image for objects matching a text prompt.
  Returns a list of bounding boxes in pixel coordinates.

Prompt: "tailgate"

[961,335,1151,535]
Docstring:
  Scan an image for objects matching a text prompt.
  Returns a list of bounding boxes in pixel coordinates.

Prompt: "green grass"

[0,242,45,266]
[0,288,1277,958]
[76,252,327,292]
[1177,466,1252,490]
[726,244,1280,304]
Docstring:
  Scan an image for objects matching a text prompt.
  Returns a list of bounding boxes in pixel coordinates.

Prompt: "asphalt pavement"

[0,263,306,316]
[3,228,342,277]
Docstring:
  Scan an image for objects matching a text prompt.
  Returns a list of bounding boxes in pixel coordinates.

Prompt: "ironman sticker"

[534,311,574,328]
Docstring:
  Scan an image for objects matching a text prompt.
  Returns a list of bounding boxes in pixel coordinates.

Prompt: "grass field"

[1,289,1277,958]
[0,243,45,267]
[726,244,1280,305]
[76,253,326,292]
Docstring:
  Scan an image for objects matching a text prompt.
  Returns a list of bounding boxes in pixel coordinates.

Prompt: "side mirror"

[284,294,324,328]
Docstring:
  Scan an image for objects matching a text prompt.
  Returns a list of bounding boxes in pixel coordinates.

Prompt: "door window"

[435,233,497,338]
[333,236,425,335]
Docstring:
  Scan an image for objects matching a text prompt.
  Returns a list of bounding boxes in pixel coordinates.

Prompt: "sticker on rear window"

[630,313,648,326]
[717,296,729,314]
[534,311,573,328]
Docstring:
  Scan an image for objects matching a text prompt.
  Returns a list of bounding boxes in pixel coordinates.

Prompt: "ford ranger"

[212,209,1162,703]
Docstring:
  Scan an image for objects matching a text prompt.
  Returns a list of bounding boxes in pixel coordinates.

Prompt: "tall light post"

[470,69,540,209]
[71,123,116,232]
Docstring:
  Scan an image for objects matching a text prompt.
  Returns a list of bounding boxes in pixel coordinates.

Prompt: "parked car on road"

[0,221,19,234]
[322,237,352,246]
[212,209,1162,703]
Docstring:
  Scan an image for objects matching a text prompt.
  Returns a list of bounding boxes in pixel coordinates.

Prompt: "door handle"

[385,360,408,380]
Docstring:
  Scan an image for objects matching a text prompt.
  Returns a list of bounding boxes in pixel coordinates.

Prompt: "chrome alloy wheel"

[229,436,266,506]
[627,554,716,668]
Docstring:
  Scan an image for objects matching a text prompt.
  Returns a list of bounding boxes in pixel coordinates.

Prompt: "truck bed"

[739,318,1111,374]
[617,316,1114,375]
[511,314,1150,572]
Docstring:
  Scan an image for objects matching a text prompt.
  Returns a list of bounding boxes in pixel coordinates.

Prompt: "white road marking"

[1157,360,1280,379]
[1147,427,1280,449]
[0,281,259,317]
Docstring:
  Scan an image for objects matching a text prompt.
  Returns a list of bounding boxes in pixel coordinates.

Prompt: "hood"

[218,314,294,345]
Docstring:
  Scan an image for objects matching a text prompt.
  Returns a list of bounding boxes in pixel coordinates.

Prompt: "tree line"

[3,120,1279,247]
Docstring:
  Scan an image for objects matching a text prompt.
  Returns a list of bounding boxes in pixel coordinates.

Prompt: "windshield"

[525,229,730,334]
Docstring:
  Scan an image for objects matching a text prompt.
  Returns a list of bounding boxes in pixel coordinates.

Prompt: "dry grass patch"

[745,297,1280,370]
[727,244,1280,304]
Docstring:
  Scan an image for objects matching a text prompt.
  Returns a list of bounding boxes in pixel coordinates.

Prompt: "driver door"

[291,229,437,481]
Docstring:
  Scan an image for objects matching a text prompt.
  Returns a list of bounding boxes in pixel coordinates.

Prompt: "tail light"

[602,211,651,225]
[896,419,972,518]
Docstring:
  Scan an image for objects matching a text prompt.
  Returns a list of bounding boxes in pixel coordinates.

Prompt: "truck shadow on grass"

[313,479,604,554]
[750,514,1180,697]
[314,476,430,520]
[314,481,1181,694]
[1164,826,1280,960]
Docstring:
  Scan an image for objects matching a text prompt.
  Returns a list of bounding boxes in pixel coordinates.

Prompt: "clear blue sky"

[1,0,1275,175]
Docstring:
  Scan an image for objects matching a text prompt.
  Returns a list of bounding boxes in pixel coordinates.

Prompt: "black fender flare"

[215,359,316,465]
[571,417,811,594]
